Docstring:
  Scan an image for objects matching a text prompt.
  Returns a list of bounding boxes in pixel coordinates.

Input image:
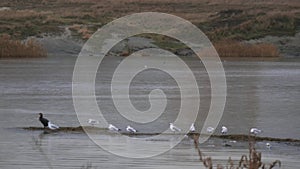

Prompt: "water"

[0,55,299,168]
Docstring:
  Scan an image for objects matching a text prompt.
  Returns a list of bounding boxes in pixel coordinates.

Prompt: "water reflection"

[31,131,53,169]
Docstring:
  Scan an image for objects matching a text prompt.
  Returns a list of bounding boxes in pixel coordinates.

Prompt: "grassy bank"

[0,34,46,58]
[138,34,280,58]
[0,0,299,58]
[0,0,299,40]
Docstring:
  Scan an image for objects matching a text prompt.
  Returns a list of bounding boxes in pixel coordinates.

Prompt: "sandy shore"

[37,31,299,60]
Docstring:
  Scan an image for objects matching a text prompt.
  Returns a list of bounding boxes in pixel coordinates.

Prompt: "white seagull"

[48,122,59,130]
[108,124,121,131]
[250,128,262,135]
[206,127,215,133]
[266,142,271,149]
[221,126,228,134]
[126,125,137,133]
[88,119,99,126]
[169,123,181,133]
[189,123,196,132]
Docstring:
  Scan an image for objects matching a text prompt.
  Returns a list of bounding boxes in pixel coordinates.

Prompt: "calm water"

[0,55,299,168]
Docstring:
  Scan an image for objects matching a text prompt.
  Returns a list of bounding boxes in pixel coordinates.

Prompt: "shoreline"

[43,34,300,62]
[1,32,298,61]
[20,126,300,143]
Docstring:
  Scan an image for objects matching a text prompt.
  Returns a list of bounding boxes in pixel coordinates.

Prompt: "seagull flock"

[38,114,270,148]
[86,120,261,138]
[39,114,263,136]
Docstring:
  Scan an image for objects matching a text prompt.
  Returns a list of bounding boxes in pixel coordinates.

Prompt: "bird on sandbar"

[189,123,196,132]
[126,125,137,133]
[169,123,181,133]
[108,124,121,131]
[38,113,59,130]
[221,126,228,135]
[250,128,262,135]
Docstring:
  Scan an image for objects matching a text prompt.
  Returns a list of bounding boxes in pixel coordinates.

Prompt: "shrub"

[192,134,281,169]
[213,40,280,58]
[0,34,46,58]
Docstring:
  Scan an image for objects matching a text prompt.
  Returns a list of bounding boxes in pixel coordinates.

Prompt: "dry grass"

[192,134,281,169]
[69,24,93,39]
[0,0,298,58]
[0,9,48,20]
[209,12,297,40]
[0,0,299,40]
[214,40,280,58]
[0,34,46,58]
[141,34,280,58]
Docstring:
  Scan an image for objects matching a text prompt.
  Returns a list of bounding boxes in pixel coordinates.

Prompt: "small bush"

[192,134,281,169]
[0,34,46,58]
[214,40,280,58]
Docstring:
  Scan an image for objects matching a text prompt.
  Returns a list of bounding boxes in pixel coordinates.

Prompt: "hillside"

[0,0,299,58]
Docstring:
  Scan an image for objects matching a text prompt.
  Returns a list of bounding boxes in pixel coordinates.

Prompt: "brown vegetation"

[192,134,281,169]
[0,34,46,58]
[0,0,299,40]
[141,34,280,58]
[214,40,280,58]
[0,0,298,58]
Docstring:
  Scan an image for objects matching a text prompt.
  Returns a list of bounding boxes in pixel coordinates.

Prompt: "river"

[0,55,299,168]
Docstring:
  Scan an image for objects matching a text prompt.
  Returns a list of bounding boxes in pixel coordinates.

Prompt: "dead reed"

[213,40,280,58]
[192,134,281,169]
[0,34,46,58]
